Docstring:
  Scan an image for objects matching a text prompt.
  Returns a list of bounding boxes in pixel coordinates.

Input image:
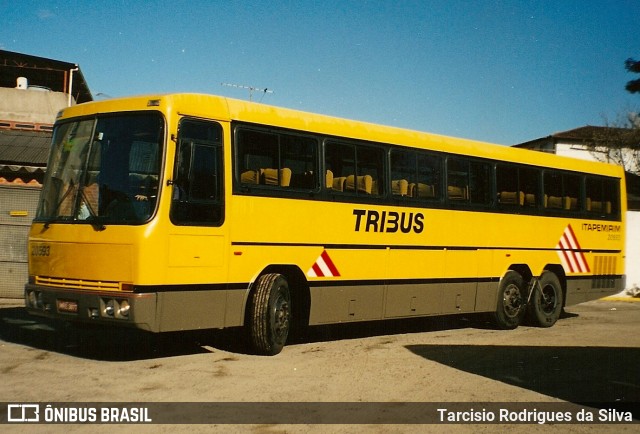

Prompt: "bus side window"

[543,171,581,211]
[564,173,581,211]
[586,176,618,215]
[496,165,539,208]
[281,134,317,190]
[325,142,355,192]
[544,171,563,209]
[520,167,540,208]
[236,128,317,190]
[497,165,520,206]
[237,129,278,186]
[325,142,383,196]
[602,178,619,215]
[415,153,442,200]
[390,149,442,200]
[446,158,491,205]
[469,161,491,205]
[355,146,384,196]
[447,158,469,202]
[390,149,414,197]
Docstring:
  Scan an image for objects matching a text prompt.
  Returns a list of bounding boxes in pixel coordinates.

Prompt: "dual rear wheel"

[494,270,563,330]
[528,272,563,328]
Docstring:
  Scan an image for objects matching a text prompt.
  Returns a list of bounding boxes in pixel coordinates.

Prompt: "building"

[0,50,92,298]
[516,126,640,294]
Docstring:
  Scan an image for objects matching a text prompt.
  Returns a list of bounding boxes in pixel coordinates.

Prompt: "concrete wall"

[0,87,71,124]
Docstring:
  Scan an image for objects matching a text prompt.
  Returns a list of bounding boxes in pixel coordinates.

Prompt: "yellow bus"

[25,93,626,355]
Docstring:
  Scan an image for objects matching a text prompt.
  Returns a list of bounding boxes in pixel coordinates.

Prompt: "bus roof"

[59,93,624,178]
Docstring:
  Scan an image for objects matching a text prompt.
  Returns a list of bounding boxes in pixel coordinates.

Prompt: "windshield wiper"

[79,188,106,231]
[44,181,76,229]
[51,180,75,215]
[43,181,106,231]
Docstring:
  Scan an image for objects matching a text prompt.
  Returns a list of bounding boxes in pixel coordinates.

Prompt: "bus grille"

[36,276,122,291]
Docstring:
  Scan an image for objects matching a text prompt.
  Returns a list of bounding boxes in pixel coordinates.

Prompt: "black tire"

[246,273,291,355]
[493,270,526,330]
[527,271,563,328]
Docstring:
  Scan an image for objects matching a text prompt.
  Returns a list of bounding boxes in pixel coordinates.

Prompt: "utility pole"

[221,82,274,102]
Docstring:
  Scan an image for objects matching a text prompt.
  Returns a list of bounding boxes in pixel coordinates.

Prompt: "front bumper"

[24,283,158,332]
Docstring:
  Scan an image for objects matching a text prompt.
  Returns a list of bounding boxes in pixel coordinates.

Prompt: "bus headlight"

[118,300,130,318]
[104,299,115,317]
[27,291,37,308]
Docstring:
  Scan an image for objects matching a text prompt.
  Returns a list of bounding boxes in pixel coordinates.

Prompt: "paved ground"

[0,296,639,433]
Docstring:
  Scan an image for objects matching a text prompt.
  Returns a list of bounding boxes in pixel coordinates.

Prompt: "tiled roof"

[0,128,51,166]
[548,126,608,140]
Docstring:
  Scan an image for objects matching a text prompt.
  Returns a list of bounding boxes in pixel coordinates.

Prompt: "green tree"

[626,58,640,94]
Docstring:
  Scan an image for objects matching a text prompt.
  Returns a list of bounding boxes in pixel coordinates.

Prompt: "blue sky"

[1,0,639,145]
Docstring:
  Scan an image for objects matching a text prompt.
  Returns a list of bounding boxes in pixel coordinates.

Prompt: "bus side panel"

[444,249,478,313]
[309,284,385,324]
[384,282,443,318]
[474,280,499,313]
[156,290,228,332]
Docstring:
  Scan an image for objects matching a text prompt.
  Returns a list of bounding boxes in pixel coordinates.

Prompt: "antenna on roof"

[221,82,274,102]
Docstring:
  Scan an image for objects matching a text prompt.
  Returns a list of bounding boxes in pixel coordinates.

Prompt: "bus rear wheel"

[493,270,526,330]
[246,273,291,356]
[527,271,563,328]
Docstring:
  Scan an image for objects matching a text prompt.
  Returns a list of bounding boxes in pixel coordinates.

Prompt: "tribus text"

[353,209,424,233]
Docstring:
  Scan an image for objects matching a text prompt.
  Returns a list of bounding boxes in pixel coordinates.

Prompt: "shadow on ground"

[405,343,640,415]
[0,306,230,361]
[0,304,503,361]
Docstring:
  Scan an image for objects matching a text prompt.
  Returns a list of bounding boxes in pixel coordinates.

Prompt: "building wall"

[0,87,70,124]
[0,67,81,299]
[0,87,68,298]
[556,143,593,160]
[556,143,640,174]
[0,186,40,298]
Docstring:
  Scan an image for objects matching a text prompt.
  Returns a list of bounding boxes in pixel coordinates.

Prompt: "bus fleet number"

[31,244,51,257]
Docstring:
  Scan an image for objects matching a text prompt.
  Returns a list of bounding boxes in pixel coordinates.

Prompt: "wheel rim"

[271,289,290,342]
[503,283,523,319]
[539,283,558,314]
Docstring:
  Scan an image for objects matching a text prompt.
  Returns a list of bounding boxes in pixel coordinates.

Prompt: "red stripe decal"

[321,250,340,277]
[312,263,324,277]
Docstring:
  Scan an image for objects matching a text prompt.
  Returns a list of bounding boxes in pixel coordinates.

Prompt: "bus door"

[158,118,232,330]
[168,118,227,274]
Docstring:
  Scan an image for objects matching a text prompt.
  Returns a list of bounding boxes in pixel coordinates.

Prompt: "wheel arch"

[504,263,567,308]
[244,264,311,329]
[507,264,533,286]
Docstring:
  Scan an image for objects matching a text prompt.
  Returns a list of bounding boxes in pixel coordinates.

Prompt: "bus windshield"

[36,112,164,226]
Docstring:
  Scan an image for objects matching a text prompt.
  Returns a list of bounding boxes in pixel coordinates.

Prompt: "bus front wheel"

[493,270,526,330]
[527,271,563,328]
[246,273,291,356]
